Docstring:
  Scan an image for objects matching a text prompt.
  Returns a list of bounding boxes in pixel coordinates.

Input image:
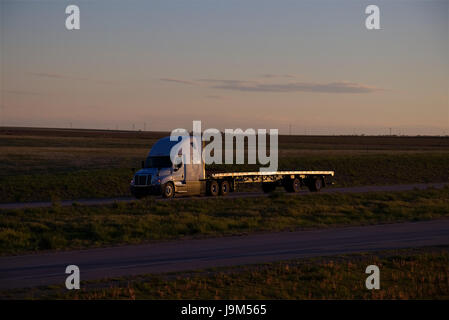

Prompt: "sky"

[1,0,448,135]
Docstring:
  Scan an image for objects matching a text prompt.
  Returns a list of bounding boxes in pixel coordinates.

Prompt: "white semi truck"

[130,136,334,198]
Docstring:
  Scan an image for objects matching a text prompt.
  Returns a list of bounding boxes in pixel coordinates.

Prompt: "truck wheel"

[308,178,322,192]
[262,182,276,193]
[208,180,219,196]
[162,182,175,198]
[220,181,230,196]
[284,178,301,193]
[291,178,301,193]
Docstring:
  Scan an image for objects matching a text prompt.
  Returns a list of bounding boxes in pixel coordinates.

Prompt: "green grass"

[1,152,449,203]
[2,246,448,299]
[0,168,131,202]
[1,129,448,202]
[1,187,448,255]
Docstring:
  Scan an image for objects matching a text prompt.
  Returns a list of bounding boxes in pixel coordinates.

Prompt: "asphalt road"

[0,182,447,210]
[1,219,448,290]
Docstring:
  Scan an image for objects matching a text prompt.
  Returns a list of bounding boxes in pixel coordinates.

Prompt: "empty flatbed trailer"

[208,171,335,196]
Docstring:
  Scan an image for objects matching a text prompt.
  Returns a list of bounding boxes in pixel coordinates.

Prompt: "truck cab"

[130,136,206,198]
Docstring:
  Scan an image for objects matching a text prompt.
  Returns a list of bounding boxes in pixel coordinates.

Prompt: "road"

[0,182,447,210]
[1,219,448,290]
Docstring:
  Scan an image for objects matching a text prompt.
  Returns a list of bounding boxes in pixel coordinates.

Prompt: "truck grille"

[135,175,150,186]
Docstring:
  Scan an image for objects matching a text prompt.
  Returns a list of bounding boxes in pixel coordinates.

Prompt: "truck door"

[172,154,187,194]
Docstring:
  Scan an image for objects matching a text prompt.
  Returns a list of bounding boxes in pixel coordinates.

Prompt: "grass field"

[1,127,448,202]
[1,128,448,300]
[2,246,447,299]
[1,187,448,255]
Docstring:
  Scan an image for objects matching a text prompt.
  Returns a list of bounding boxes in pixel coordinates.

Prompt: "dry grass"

[1,187,448,255]
[2,246,447,300]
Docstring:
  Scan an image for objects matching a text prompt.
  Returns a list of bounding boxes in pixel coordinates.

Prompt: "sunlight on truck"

[130,136,334,198]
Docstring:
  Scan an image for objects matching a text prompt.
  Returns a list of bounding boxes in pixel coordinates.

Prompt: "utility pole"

[144,122,146,131]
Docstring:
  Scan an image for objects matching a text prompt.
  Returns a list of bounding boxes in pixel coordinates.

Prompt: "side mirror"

[141,160,145,169]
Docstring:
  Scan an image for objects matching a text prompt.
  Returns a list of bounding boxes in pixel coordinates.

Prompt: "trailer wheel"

[162,182,175,198]
[262,182,276,193]
[308,178,322,192]
[283,178,301,193]
[208,180,219,196]
[220,181,230,196]
[291,178,301,193]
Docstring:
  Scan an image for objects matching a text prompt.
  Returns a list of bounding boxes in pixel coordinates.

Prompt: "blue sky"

[1,0,448,134]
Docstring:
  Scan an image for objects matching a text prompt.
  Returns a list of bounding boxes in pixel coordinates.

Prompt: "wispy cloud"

[159,78,197,85]
[205,79,382,93]
[160,76,382,94]
[27,72,117,85]
[259,74,296,79]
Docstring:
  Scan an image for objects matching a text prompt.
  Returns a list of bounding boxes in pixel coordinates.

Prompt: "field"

[2,246,448,299]
[1,127,449,255]
[1,127,448,300]
[1,127,449,203]
[1,186,448,255]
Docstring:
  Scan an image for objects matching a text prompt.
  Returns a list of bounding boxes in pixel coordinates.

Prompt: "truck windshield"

[145,156,173,168]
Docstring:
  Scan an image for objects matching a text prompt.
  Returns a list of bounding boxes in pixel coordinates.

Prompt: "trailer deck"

[211,171,334,178]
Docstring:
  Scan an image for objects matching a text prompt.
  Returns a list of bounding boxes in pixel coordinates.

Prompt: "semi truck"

[130,136,334,198]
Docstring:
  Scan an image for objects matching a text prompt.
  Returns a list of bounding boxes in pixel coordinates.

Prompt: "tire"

[284,178,301,193]
[220,180,230,196]
[208,180,219,196]
[308,178,322,192]
[262,182,276,193]
[292,178,301,193]
[162,182,175,198]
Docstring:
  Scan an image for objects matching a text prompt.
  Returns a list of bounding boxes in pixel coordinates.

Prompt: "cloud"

[159,78,197,85]
[205,80,382,93]
[160,76,382,94]
[259,74,296,79]
[27,72,117,85]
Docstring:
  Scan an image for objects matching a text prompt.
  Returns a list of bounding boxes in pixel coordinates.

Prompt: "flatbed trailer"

[205,170,335,195]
